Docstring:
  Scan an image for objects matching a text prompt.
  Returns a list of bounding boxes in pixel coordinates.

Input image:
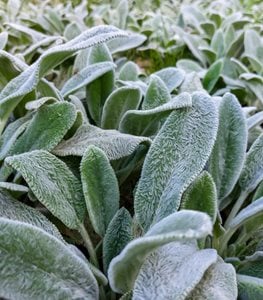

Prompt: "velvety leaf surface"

[142,75,171,110]
[237,274,263,299]
[103,208,132,272]
[101,86,141,129]
[203,60,223,92]
[181,171,217,223]
[239,134,263,193]
[186,257,237,300]
[6,150,84,229]
[0,189,63,240]
[133,243,222,300]
[81,146,119,236]
[108,210,212,293]
[61,62,115,97]
[53,124,151,160]
[119,92,192,136]
[9,102,77,155]
[0,25,127,132]
[153,67,185,92]
[209,93,247,201]
[0,218,98,300]
[135,92,218,230]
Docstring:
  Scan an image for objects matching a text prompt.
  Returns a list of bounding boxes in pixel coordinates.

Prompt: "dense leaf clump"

[0,0,263,299]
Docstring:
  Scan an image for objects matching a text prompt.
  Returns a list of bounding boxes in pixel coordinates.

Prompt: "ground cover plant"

[0,0,263,299]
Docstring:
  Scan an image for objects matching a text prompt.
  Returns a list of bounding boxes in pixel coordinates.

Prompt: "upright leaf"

[101,86,141,129]
[209,93,247,201]
[0,218,98,299]
[239,134,263,193]
[5,150,84,229]
[181,171,217,223]
[81,146,119,236]
[103,208,132,272]
[135,92,218,230]
[142,75,171,110]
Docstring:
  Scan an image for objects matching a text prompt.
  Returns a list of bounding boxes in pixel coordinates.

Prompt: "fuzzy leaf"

[5,150,84,229]
[238,275,263,299]
[0,25,127,132]
[142,75,171,110]
[135,92,218,230]
[0,218,98,299]
[61,62,115,97]
[153,67,185,92]
[107,33,146,54]
[203,60,223,93]
[25,97,57,110]
[209,93,247,201]
[181,171,217,223]
[119,93,192,136]
[81,146,119,236]
[247,112,263,131]
[0,182,28,193]
[118,62,139,81]
[103,208,132,272]
[179,72,204,93]
[186,256,237,300]
[0,189,62,240]
[10,102,77,155]
[86,43,114,125]
[229,197,263,229]
[108,210,212,293]
[53,124,151,160]
[101,86,141,129]
[239,134,263,193]
[238,252,263,278]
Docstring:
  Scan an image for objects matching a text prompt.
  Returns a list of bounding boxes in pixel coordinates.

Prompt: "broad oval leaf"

[107,33,146,54]
[133,243,221,300]
[135,92,218,230]
[9,102,77,155]
[247,112,263,131]
[80,146,119,236]
[0,189,62,240]
[5,150,85,230]
[101,86,141,129]
[0,218,98,299]
[239,133,263,193]
[181,171,217,223]
[179,72,204,93]
[53,124,151,160]
[119,61,139,81]
[142,75,171,110]
[119,92,192,136]
[108,210,212,294]
[103,208,132,272]
[209,93,247,201]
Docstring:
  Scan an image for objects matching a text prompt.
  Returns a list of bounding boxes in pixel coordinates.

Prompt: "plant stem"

[79,223,99,267]
[224,191,248,229]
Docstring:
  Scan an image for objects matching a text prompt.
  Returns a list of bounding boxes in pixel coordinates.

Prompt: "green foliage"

[0,0,263,299]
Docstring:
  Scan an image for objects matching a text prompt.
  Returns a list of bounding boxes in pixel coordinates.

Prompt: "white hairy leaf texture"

[53,124,151,160]
[5,150,85,229]
[0,218,98,300]
[135,92,218,230]
[9,102,77,155]
[0,25,127,129]
[80,146,119,236]
[103,208,133,272]
[133,243,218,300]
[239,133,263,193]
[142,75,171,110]
[237,274,263,299]
[153,67,185,92]
[101,86,141,129]
[0,189,63,241]
[61,62,115,97]
[186,256,237,300]
[108,210,212,294]
[209,93,247,202]
[119,92,192,137]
